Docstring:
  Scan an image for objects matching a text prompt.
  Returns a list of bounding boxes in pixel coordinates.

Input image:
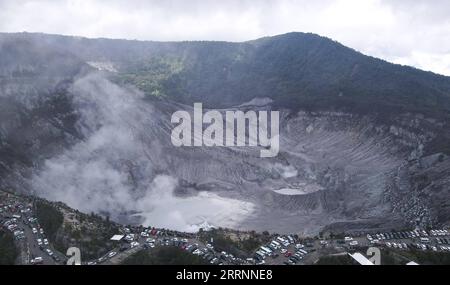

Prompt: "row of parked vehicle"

[367,229,449,242]
[386,242,409,249]
[181,239,239,265]
[411,243,450,252]
[254,235,308,265]
[22,210,62,263]
[4,201,65,264]
[2,218,25,240]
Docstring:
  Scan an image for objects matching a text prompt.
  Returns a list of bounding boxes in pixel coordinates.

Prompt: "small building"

[406,261,419,265]
[110,234,124,241]
[348,253,374,265]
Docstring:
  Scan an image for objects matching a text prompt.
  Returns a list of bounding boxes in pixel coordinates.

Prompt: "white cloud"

[0,0,449,75]
[393,52,450,77]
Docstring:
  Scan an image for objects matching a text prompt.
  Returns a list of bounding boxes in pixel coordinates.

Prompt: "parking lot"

[2,191,450,265]
[99,229,250,265]
[365,229,450,252]
[1,196,67,265]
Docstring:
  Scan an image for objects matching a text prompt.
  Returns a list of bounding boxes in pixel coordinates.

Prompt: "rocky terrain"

[0,32,449,235]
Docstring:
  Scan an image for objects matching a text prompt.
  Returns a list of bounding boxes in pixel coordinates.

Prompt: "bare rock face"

[1,73,443,235]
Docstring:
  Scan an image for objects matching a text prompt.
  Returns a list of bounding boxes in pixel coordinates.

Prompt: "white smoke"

[136,175,255,232]
[31,73,255,231]
[273,163,298,178]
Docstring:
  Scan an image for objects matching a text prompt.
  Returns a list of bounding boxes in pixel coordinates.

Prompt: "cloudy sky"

[1,0,450,75]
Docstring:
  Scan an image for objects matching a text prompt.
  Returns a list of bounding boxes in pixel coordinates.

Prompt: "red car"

[284,251,292,257]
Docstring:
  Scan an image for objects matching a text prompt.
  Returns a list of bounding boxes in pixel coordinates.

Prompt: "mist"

[30,73,256,232]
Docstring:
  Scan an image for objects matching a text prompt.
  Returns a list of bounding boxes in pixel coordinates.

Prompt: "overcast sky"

[1,0,449,75]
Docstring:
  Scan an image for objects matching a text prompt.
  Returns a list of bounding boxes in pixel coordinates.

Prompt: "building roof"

[406,261,419,265]
[110,234,125,241]
[349,253,374,265]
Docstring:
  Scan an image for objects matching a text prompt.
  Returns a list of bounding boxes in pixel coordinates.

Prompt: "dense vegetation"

[3,32,450,121]
[2,32,450,157]
[122,246,208,265]
[0,230,18,265]
[53,210,119,260]
[315,254,358,265]
[35,201,64,242]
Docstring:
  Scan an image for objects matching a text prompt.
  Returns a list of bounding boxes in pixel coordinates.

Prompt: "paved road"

[4,192,449,266]
[1,209,66,265]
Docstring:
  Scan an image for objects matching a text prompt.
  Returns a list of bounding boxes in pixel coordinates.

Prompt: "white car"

[37,239,43,246]
[206,244,213,249]
[298,249,308,255]
[32,228,38,234]
[108,251,117,258]
[270,243,280,249]
[349,241,358,246]
[43,239,49,245]
[39,228,44,235]
[7,224,17,231]
[31,257,43,265]
[280,248,287,254]
[130,241,140,248]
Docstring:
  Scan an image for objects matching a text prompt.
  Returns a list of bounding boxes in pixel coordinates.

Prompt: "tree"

[0,230,18,265]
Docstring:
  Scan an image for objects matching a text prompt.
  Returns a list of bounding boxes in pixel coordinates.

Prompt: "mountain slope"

[0,32,449,234]
[2,32,450,118]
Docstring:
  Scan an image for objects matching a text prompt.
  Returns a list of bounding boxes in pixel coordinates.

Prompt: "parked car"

[31,257,43,265]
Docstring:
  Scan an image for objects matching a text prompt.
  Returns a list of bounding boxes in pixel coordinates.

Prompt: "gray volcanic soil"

[17,74,445,235]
